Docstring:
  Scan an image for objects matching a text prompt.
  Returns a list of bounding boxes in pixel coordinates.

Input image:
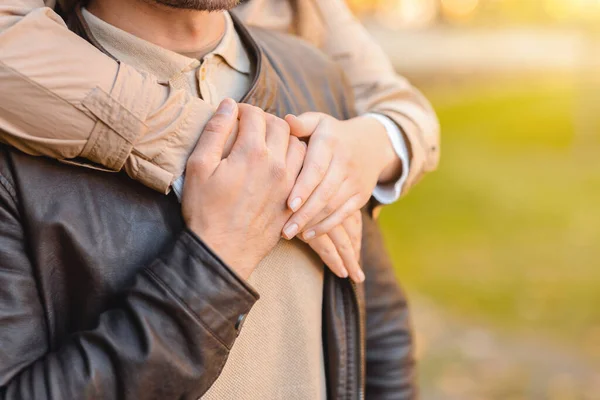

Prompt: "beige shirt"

[83,9,327,399]
[0,0,439,195]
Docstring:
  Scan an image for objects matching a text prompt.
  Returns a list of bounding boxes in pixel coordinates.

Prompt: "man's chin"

[150,0,241,11]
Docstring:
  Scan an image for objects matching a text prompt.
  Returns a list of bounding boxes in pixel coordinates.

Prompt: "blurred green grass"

[380,74,600,356]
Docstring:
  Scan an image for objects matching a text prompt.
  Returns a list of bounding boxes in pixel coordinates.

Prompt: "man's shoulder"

[246,26,356,119]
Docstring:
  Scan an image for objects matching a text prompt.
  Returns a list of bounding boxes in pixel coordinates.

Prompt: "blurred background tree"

[347,1,600,399]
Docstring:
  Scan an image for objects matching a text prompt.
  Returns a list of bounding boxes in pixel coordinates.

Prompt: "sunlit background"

[349,1,600,399]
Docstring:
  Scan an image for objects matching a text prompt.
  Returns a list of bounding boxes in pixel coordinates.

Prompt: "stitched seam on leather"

[197,343,232,399]
[343,297,352,399]
[144,268,231,349]
[180,230,259,300]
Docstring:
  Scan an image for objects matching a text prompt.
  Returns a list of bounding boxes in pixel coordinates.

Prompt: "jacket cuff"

[147,229,259,349]
[80,64,160,172]
[377,109,440,196]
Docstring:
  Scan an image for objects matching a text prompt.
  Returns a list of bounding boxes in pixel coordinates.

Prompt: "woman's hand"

[281,112,402,242]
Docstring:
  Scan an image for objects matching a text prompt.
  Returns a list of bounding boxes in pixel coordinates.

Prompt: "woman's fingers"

[298,178,358,239]
[306,221,364,283]
[327,225,364,283]
[306,234,348,279]
[285,136,333,215]
[282,156,346,240]
[301,192,364,240]
[343,211,363,261]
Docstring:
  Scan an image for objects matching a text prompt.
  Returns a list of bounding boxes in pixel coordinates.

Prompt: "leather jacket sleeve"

[361,213,417,400]
[0,169,258,399]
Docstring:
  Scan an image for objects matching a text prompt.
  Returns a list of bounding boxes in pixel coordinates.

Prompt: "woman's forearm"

[0,2,215,193]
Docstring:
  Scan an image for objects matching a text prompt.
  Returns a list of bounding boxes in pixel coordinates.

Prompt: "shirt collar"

[81,8,250,84]
[213,12,251,75]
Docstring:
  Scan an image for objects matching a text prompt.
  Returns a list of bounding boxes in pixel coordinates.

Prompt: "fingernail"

[283,224,299,239]
[301,141,307,148]
[289,197,302,212]
[357,269,366,283]
[303,230,316,240]
[216,98,235,115]
[340,269,349,278]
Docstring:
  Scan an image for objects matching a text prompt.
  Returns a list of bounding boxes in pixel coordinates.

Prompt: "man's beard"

[150,0,242,11]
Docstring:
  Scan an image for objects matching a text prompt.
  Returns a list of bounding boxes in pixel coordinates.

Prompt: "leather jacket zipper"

[350,281,365,400]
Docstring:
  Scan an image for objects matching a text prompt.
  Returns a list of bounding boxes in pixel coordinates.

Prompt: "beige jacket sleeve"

[299,0,440,193]
[0,1,215,193]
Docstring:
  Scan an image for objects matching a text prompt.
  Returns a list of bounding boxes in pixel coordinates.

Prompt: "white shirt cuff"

[365,113,411,205]
[172,175,185,202]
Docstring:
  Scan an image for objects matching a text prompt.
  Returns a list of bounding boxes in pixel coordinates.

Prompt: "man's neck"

[87,0,226,58]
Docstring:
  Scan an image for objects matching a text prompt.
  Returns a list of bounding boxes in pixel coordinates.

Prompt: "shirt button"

[235,314,247,335]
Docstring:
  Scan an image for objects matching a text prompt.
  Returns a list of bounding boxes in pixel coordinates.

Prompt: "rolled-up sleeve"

[0,1,215,193]
[306,0,441,195]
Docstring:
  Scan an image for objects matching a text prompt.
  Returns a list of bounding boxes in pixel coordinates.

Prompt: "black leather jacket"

[0,12,415,400]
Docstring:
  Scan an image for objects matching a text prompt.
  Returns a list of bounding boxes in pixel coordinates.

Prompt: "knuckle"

[204,118,227,135]
[342,208,354,221]
[291,137,307,156]
[186,155,209,172]
[340,242,351,252]
[311,162,328,178]
[267,114,291,135]
[321,129,336,145]
[238,103,251,112]
[241,105,266,127]
[339,153,353,169]
[240,104,259,113]
[248,105,265,118]
[322,204,335,216]
[347,156,358,170]
[345,174,359,188]
[319,183,337,200]
[270,160,287,180]
[247,144,268,161]
[320,246,333,257]
[296,211,312,225]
